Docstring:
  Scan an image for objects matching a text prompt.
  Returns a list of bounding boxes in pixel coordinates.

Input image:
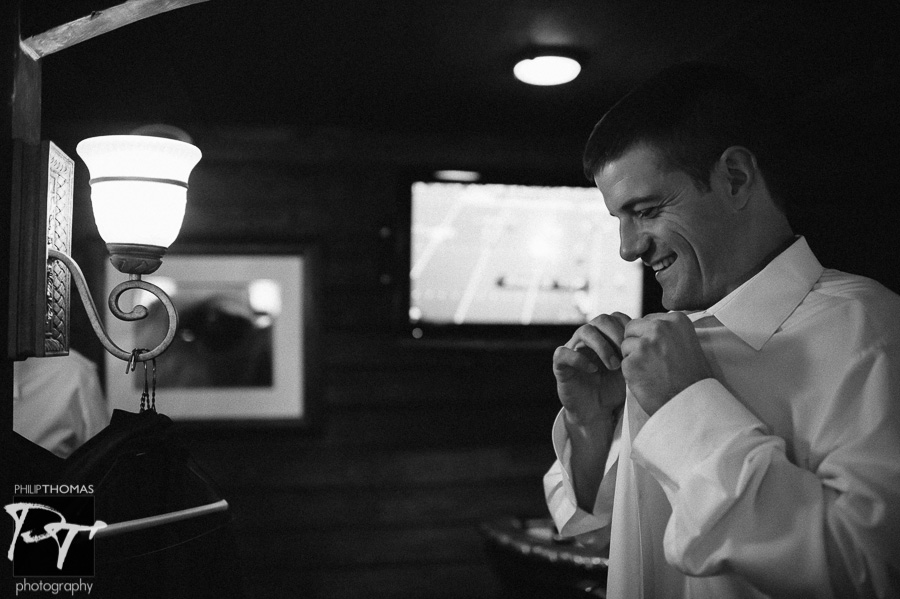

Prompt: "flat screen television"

[393,171,658,344]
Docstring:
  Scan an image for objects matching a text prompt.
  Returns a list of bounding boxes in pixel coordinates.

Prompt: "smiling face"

[594,144,744,311]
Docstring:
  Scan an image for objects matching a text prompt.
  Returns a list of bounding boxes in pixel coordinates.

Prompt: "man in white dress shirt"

[544,62,900,598]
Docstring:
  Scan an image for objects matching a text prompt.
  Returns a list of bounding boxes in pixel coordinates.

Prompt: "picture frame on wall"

[102,245,319,425]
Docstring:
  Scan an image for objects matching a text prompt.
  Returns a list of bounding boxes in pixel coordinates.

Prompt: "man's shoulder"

[814,269,900,306]
[801,268,900,343]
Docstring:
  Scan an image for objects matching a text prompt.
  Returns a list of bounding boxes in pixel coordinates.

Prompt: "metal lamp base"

[107,243,167,275]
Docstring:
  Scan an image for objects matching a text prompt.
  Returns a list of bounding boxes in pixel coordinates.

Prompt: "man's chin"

[660,288,704,312]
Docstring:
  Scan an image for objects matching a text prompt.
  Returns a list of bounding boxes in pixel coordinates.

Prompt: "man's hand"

[553,312,631,426]
[621,312,713,416]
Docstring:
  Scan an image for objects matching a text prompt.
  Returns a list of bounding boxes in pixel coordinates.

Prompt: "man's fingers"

[564,313,631,370]
[609,311,633,329]
[570,331,621,370]
[589,313,630,349]
[621,312,700,364]
[623,311,691,340]
[575,345,603,370]
[553,345,600,376]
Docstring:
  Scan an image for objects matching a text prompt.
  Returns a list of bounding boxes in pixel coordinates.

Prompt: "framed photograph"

[103,246,319,424]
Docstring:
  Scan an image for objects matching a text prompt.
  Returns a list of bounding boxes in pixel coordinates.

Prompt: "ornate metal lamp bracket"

[47,249,178,363]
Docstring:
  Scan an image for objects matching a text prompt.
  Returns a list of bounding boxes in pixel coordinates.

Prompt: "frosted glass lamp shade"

[76,135,201,248]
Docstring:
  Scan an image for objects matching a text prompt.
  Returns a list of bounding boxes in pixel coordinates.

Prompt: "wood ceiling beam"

[20,0,209,59]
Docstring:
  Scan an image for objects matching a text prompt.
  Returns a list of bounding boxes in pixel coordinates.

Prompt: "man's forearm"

[564,409,616,512]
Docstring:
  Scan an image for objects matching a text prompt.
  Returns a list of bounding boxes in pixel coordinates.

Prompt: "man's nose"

[619,220,650,262]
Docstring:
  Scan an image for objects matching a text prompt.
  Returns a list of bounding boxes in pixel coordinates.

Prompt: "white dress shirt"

[544,237,900,598]
[14,349,111,458]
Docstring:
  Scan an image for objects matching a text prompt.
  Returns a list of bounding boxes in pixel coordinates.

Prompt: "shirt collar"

[686,236,823,351]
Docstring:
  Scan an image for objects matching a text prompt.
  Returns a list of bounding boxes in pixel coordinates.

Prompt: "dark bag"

[56,409,245,599]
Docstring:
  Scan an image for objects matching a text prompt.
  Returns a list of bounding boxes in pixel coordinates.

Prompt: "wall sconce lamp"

[8,135,201,365]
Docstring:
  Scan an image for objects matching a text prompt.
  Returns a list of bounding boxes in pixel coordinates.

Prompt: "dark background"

[15,1,900,597]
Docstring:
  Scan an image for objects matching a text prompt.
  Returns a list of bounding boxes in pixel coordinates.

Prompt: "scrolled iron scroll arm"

[47,249,178,363]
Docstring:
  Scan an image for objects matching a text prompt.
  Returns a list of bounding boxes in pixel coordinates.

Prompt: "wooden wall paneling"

[321,357,557,409]
[184,443,553,490]
[241,525,489,569]
[243,563,502,599]
[222,480,544,531]
[185,403,556,452]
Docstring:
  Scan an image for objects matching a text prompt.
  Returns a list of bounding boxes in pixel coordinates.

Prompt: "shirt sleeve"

[632,361,900,599]
[543,408,622,543]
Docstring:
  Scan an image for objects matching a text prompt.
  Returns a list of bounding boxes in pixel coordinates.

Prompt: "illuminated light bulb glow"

[90,181,186,247]
[513,55,581,86]
[76,135,202,248]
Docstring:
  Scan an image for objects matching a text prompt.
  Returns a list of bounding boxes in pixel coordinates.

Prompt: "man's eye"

[637,206,660,218]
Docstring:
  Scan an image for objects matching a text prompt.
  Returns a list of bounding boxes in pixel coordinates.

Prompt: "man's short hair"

[582,62,789,210]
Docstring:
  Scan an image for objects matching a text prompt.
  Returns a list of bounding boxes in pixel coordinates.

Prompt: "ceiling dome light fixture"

[514,54,582,86]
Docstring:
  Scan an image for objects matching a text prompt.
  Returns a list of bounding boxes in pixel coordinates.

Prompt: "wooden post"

[1,0,26,582]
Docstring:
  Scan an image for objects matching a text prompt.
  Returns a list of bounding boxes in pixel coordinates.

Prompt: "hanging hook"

[126,348,142,374]
[149,357,158,412]
[140,359,150,412]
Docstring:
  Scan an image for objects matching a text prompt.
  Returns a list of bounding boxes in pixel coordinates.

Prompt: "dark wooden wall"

[1,5,22,584]
[56,124,585,599]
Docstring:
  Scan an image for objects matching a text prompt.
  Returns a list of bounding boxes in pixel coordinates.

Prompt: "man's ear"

[715,146,757,210]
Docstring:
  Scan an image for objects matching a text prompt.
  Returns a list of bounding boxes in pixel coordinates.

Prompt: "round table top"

[479,516,609,572]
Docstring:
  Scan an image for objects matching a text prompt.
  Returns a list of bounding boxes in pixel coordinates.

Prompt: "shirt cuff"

[545,409,621,537]
[631,378,766,490]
